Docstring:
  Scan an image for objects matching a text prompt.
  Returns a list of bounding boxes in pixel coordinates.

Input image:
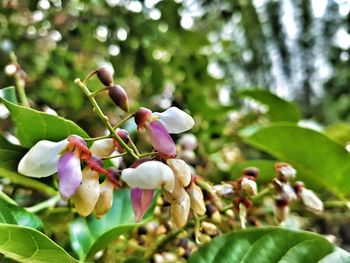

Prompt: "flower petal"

[95,178,114,219]
[154,107,195,134]
[58,152,82,200]
[131,188,154,222]
[90,138,115,158]
[72,168,100,217]
[166,159,191,187]
[188,183,206,215]
[18,139,68,178]
[147,120,176,157]
[171,191,190,227]
[121,161,175,192]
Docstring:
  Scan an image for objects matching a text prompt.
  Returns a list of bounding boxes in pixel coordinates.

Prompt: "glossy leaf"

[188,227,350,263]
[0,87,89,148]
[0,86,17,104]
[238,89,301,122]
[242,124,350,194]
[0,198,43,230]
[324,122,350,146]
[70,189,137,261]
[0,133,26,170]
[230,160,277,181]
[0,223,78,263]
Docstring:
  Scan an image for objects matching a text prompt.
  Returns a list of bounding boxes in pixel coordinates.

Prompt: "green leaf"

[0,167,57,195]
[0,200,17,224]
[230,160,276,181]
[188,227,350,263]
[0,87,89,148]
[238,89,301,122]
[0,223,78,263]
[242,124,350,195]
[0,133,26,170]
[324,122,350,146]
[0,198,43,230]
[0,86,17,104]
[69,189,137,261]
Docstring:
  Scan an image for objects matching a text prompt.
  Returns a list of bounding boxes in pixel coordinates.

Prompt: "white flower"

[166,158,191,187]
[153,107,195,134]
[121,161,175,193]
[95,178,114,219]
[241,177,257,196]
[18,139,68,178]
[187,183,206,215]
[171,191,190,227]
[300,188,323,213]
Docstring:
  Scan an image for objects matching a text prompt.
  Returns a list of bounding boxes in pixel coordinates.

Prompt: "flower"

[135,107,195,157]
[131,188,154,222]
[95,177,115,218]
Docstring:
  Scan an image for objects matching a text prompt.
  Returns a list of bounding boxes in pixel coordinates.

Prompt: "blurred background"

[0,0,350,179]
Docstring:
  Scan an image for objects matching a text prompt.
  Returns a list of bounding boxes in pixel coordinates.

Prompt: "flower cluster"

[17,67,203,226]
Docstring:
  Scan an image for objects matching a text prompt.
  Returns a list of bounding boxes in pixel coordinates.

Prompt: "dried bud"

[135,107,152,132]
[275,162,296,182]
[109,84,129,112]
[96,67,114,86]
[275,195,289,223]
[299,188,323,213]
[212,184,234,197]
[73,168,100,217]
[171,192,190,227]
[241,177,257,196]
[242,167,260,178]
[187,183,206,215]
[94,178,114,218]
[205,204,217,218]
[166,159,191,187]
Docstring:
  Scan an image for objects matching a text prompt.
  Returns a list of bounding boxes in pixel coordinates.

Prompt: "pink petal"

[131,188,154,222]
[58,152,82,200]
[147,120,176,157]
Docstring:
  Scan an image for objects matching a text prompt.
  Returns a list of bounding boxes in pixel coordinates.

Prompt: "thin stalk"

[129,138,140,156]
[75,78,139,160]
[89,87,109,97]
[102,152,128,160]
[83,134,111,142]
[113,113,134,129]
[139,151,157,158]
[10,52,29,107]
[26,195,61,213]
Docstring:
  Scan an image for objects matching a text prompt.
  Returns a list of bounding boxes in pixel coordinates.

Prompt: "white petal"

[300,188,323,212]
[241,177,257,196]
[18,139,68,178]
[166,159,191,187]
[154,107,194,134]
[121,161,175,192]
[171,191,190,227]
[90,138,115,158]
[188,183,206,215]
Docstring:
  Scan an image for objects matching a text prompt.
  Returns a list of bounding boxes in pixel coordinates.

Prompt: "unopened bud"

[197,233,211,244]
[239,203,247,229]
[275,195,289,223]
[109,84,129,112]
[212,184,234,197]
[242,167,260,178]
[178,133,198,151]
[171,192,190,227]
[5,64,17,76]
[94,178,114,218]
[73,168,100,217]
[166,159,191,187]
[275,162,296,182]
[96,67,114,86]
[205,204,217,217]
[299,188,323,213]
[187,183,206,215]
[135,107,152,132]
[90,138,115,157]
[201,221,218,236]
[241,177,257,196]
[112,128,130,152]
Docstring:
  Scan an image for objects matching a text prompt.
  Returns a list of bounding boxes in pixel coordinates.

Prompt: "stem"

[89,87,109,97]
[252,185,274,202]
[113,114,134,129]
[102,152,128,160]
[82,70,97,84]
[75,78,139,160]
[10,52,29,107]
[324,200,350,209]
[129,138,140,156]
[26,195,61,213]
[83,134,111,142]
[139,152,157,158]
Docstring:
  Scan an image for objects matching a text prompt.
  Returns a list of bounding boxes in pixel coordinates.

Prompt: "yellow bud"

[187,183,206,215]
[171,192,190,227]
[94,178,114,218]
[166,158,192,187]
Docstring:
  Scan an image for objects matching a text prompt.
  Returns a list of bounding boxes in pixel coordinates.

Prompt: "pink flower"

[131,188,154,222]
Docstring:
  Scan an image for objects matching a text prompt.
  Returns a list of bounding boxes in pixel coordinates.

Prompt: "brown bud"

[275,162,296,182]
[96,67,114,86]
[242,167,260,178]
[135,107,152,132]
[109,84,129,112]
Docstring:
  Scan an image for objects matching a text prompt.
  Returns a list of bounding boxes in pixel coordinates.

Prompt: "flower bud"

[239,202,247,229]
[112,129,130,152]
[242,167,260,178]
[187,183,206,215]
[275,195,290,223]
[109,84,129,112]
[275,162,296,182]
[299,188,323,213]
[135,107,152,132]
[72,168,100,217]
[201,221,218,236]
[96,67,114,86]
[5,64,17,76]
[90,138,115,158]
[178,133,198,150]
[212,184,234,197]
[241,177,257,196]
[73,168,100,217]
[171,192,190,227]
[94,178,114,218]
[166,159,191,187]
